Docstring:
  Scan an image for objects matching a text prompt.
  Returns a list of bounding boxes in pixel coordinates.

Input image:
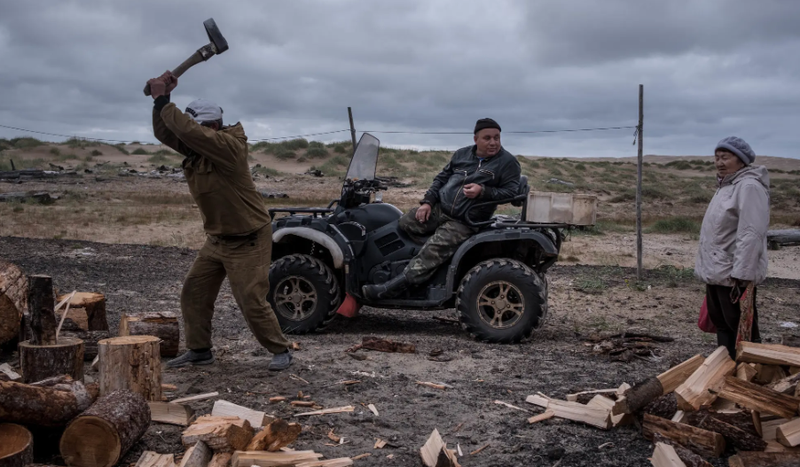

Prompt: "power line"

[248,129,351,142]
[0,123,131,144]
[362,125,637,135]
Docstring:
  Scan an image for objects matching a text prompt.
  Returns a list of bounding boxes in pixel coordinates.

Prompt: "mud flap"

[336,293,361,318]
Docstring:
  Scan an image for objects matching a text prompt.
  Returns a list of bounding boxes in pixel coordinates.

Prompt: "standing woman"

[695,137,770,359]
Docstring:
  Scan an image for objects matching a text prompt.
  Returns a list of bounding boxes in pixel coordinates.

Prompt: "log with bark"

[0,260,26,346]
[98,335,162,401]
[118,312,179,357]
[0,376,98,426]
[728,451,800,467]
[0,423,33,467]
[60,389,151,467]
[56,292,107,331]
[643,393,679,420]
[642,413,725,458]
[19,337,84,383]
[693,413,768,452]
[714,376,800,419]
[615,354,704,415]
[767,229,800,250]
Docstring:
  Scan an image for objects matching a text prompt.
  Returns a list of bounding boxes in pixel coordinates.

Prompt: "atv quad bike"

[267,134,563,343]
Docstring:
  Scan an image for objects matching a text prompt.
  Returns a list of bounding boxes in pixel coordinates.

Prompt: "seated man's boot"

[362,274,410,301]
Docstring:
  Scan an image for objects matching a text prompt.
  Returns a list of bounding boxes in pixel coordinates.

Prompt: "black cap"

[474,118,501,134]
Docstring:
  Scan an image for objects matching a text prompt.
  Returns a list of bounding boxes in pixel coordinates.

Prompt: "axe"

[143,18,229,95]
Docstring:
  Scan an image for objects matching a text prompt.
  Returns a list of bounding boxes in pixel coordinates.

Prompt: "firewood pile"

[526,342,800,466]
[583,331,675,362]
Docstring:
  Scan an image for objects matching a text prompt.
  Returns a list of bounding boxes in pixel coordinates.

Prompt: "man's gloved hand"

[416,203,432,223]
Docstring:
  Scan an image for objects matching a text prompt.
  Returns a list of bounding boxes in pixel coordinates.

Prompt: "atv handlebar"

[463,194,528,228]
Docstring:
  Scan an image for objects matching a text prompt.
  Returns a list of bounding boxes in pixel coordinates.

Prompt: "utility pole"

[636,84,644,280]
[347,107,357,151]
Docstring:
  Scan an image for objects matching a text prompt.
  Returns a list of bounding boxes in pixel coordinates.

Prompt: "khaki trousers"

[181,223,291,354]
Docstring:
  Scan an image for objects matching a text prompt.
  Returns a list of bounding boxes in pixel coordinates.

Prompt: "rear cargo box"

[525,192,597,226]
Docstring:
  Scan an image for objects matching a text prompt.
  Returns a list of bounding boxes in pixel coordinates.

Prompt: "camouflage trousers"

[399,204,477,285]
[181,223,291,354]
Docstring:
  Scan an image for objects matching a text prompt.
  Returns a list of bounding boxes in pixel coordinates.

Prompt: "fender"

[445,229,558,291]
[272,226,350,269]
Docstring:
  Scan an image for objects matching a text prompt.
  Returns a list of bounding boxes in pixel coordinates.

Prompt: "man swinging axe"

[145,72,293,371]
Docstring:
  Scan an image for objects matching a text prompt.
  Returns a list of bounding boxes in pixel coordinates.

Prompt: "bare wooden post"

[636,84,644,280]
[347,107,357,152]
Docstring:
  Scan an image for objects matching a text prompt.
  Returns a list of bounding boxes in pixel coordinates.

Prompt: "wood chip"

[374,439,387,449]
[416,381,448,390]
[270,396,287,403]
[351,453,370,460]
[171,392,220,404]
[494,400,530,413]
[470,444,490,455]
[291,401,316,407]
[368,404,379,416]
[327,429,341,443]
[294,405,355,417]
[528,410,555,424]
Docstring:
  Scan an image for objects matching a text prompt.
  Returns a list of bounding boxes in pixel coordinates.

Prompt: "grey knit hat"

[715,136,755,165]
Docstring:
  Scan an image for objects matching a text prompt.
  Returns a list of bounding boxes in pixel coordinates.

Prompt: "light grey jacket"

[695,165,770,286]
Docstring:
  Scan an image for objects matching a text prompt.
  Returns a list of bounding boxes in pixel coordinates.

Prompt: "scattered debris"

[171,392,220,404]
[367,404,379,416]
[420,429,460,467]
[470,444,490,456]
[374,439,387,449]
[259,190,289,199]
[417,381,450,391]
[583,331,674,362]
[346,336,416,354]
[294,406,355,417]
[546,178,574,187]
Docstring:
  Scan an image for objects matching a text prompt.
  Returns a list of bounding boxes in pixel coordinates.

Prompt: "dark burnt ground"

[1,236,799,467]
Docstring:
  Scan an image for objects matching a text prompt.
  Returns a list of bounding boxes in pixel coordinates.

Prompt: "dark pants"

[706,284,760,359]
[398,204,476,285]
[181,223,291,354]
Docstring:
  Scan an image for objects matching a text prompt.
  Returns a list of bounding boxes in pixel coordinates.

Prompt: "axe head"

[204,18,228,54]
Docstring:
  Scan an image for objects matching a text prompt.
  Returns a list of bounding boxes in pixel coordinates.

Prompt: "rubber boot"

[717,330,737,360]
[362,274,410,301]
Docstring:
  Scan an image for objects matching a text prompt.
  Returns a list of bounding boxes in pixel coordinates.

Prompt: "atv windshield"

[344,133,380,181]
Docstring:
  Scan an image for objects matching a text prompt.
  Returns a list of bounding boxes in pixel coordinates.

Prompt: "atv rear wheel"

[268,254,341,334]
[457,258,546,343]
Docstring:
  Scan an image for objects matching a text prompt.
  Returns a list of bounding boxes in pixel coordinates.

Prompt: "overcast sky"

[1,0,799,158]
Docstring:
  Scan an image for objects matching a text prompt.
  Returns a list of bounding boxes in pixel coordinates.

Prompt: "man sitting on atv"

[362,118,522,300]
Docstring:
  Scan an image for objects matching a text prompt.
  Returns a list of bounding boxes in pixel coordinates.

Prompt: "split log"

[178,441,211,467]
[419,429,459,467]
[615,354,704,415]
[728,451,800,466]
[59,330,109,361]
[148,402,195,426]
[56,306,89,332]
[208,454,231,467]
[60,389,151,467]
[715,376,800,419]
[651,443,687,467]
[694,414,768,451]
[231,451,323,467]
[777,418,800,448]
[737,342,800,367]
[652,434,713,467]
[182,418,254,452]
[675,347,736,411]
[211,400,272,427]
[0,260,26,346]
[754,364,788,385]
[763,418,793,442]
[119,312,179,357]
[56,292,107,331]
[0,423,33,467]
[135,452,176,467]
[19,336,84,383]
[27,275,57,345]
[642,413,725,458]
[737,363,758,382]
[588,395,633,426]
[769,373,800,395]
[246,419,302,452]
[98,335,162,401]
[346,336,416,354]
[525,394,611,429]
[0,376,98,426]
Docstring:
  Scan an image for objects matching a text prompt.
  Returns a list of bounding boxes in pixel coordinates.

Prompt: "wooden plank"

[738,342,800,367]
[525,395,611,430]
[172,392,220,404]
[650,442,687,467]
[231,451,322,467]
[717,376,800,419]
[178,441,212,467]
[642,413,725,458]
[212,400,272,427]
[777,418,800,448]
[149,402,195,426]
[293,406,354,417]
[675,347,736,411]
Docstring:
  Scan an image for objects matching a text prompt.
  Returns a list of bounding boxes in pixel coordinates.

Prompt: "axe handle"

[143,51,206,96]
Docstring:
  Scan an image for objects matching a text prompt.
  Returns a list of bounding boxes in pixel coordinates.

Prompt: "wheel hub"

[274,275,318,322]
[476,280,525,330]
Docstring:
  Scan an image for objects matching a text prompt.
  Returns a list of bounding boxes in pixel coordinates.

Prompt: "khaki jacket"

[153,102,270,236]
[695,165,770,286]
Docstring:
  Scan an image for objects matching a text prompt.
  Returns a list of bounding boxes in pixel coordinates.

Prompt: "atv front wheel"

[456,259,546,343]
[268,254,341,334]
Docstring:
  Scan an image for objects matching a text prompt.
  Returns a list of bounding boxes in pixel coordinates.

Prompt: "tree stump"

[98,335,161,401]
[19,337,84,383]
[0,261,27,346]
[56,292,108,331]
[0,423,33,467]
[119,312,180,357]
[0,376,98,427]
[60,389,150,467]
